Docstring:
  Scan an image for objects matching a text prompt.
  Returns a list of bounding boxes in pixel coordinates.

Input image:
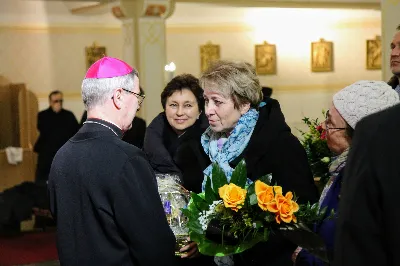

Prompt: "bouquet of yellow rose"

[181,161,329,257]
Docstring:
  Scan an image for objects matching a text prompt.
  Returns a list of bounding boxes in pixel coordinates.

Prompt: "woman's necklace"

[83,120,118,137]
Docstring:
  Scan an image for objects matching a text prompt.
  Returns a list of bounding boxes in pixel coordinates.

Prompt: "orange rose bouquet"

[182,160,329,257]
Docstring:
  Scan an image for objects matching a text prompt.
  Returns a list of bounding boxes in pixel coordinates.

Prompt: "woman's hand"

[180,237,200,258]
[292,247,302,263]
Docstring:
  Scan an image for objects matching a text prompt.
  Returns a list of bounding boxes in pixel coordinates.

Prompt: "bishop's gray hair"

[81,70,138,110]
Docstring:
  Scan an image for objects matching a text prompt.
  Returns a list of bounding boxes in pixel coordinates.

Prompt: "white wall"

[0,0,122,120]
[0,1,383,131]
[166,5,382,134]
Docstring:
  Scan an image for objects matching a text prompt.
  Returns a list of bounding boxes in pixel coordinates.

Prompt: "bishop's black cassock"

[48,118,176,266]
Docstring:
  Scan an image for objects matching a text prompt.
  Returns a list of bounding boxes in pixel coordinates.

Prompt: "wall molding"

[0,15,381,35]
[166,19,381,34]
[0,24,121,33]
[176,0,380,10]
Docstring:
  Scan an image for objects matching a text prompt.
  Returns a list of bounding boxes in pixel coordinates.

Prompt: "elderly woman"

[194,60,319,266]
[293,80,400,266]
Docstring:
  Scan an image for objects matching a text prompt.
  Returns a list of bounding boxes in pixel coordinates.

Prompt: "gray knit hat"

[333,80,399,129]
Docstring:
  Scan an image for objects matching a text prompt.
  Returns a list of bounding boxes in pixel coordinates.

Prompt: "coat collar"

[81,118,123,138]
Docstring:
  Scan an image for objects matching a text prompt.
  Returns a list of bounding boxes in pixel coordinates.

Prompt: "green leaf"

[181,208,191,218]
[211,163,228,193]
[187,220,203,235]
[249,194,258,206]
[204,175,218,204]
[263,228,269,241]
[253,221,263,229]
[191,192,209,211]
[230,160,247,188]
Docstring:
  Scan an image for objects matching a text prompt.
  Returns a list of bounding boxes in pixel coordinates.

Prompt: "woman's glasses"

[324,110,346,131]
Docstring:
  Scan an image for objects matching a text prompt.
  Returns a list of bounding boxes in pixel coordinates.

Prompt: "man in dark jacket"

[334,103,400,266]
[48,57,176,266]
[34,90,79,184]
[388,24,400,91]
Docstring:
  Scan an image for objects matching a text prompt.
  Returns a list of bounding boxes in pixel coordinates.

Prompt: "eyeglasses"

[52,99,63,104]
[121,88,145,106]
[324,110,346,131]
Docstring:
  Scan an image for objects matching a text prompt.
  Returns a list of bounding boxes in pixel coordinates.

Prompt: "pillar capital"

[110,0,176,123]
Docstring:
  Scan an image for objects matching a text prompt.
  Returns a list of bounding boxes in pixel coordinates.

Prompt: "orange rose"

[267,192,299,224]
[255,180,282,211]
[218,183,247,212]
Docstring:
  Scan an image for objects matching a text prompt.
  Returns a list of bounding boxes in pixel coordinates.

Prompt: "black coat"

[0,182,48,228]
[143,113,214,266]
[143,112,209,194]
[122,117,146,149]
[48,118,176,266]
[34,108,79,182]
[334,104,400,266]
[226,98,319,266]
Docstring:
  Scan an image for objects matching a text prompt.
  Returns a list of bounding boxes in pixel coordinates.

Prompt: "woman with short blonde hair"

[194,60,319,266]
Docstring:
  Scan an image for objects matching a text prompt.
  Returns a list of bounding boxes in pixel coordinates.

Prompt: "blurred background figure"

[33,90,78,228]
[34,90,79,184]
[262,86,273,98]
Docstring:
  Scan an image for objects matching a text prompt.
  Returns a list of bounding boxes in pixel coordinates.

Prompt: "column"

[381,0,400,81]
[113,0,175,123]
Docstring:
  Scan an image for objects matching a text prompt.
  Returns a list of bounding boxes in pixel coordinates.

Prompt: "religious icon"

[255,41,277,75]
[311,39,333,72]
[366,36,382,70]
[85,42,106,69]
[200,42,220,73]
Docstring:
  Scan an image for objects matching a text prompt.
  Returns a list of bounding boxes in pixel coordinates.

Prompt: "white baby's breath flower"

[198,200,223,231]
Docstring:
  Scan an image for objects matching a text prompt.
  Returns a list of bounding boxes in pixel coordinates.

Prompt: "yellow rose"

[255,180,282,211]
[267,192,299,224]
[218,183,247,212]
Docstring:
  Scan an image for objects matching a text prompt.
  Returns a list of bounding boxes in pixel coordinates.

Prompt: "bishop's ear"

[112,88,124,109]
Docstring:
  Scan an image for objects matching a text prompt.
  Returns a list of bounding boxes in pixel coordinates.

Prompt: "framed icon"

[255,41,277,75]
[366,36,382,70]
[311,38,333,72]
[85,42,106,69]
[200,42,220,73]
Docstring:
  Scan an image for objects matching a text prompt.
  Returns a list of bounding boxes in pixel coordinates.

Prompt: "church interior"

[0,0,397,264]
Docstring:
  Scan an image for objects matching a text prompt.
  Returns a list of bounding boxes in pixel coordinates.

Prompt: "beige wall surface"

[0,26,123,120]
[166,6,382,134]
[0,1,384,133]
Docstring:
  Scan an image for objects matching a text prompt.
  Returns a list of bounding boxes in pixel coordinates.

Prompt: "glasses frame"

[324,110,346,131]
[121,88,145,106]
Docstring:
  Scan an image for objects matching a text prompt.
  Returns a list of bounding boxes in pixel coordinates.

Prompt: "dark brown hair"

[48,90,62,100]
[161,74,204,112]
